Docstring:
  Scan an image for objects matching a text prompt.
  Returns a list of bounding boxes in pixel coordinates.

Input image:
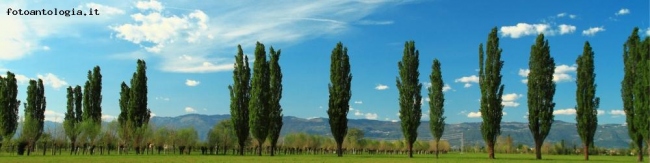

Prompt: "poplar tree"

[527,34,556,160]
[117,82,130,146]
[128,59,150,154]
[229,45,251,156]
[327,42,352,157]
[81,66,102,155]
[428,59,445,159]
[622,27,644,162]
[0,72,20,150]
[249,42,270,156]
[397,40,422,158]
[63,85,82,155]
[21,79,46,156]
[268,47,283,156]
[478,27,505,159]
[634,37,650,161]
[575,41,599,161]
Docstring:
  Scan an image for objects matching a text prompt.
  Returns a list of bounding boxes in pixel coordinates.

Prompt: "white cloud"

[37,73,68,90]
[558,24,576,35]
[358,20,394,25]
[610,110,625,116]
[442,84,452,92]
[185,107,197,113]
[185,79,200,86]
[375,84,389,90]
[42,46,50,51]
[85,3,125,15]
[582,27,605,36]
[615,8,630,16]
[354,100,363,104]
[557,13,577,19]
[503,111,507,116]
[101,114,116,122]
[354,110,363,116]
[150,112,157,117]
[597,110,605,116]
[553,108,576,115]
[136,0,164,11]
[557,13,566,17]
[112,1,398,73]
[569,15,577,19]
[349,107,354,111]
[44,110,64,122]
[155,96,170,101]
[501,93,522,108]
[646,27,650,36]
[391,120,398,123]
[364,113,378,120]
[455,75,479,88]
[519,64,577,83]
[500,23,578,38]
[467,112,481,118]
[500,23,552,38]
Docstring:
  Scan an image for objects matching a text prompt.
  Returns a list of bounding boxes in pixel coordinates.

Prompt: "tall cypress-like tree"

[478,27,505,159]
[249,42,270,156]
[634,37,650,161]
[575,41,599,161]
[0,72,20,149]
[128,59,150,154]
[21,79,46,156]
[622,27,644,162]
[229,45,251,156]
[397,40,422,158]
[527,34,556,160]
[327,42,352,157]
[117,82,130,146]
[428,59,445,159]
[268,47,283,156]
[63,85,82,155]
[82,66,102,155]
[74,86,82,123]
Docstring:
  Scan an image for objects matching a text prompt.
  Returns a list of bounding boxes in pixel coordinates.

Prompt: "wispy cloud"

[500,23,576,38]
[112,0,399,73]
[582,27,605,36]
[37,73,68,90]
[375,84,389,90]
[358,20,394,25]
[610,110,625,116]
[354,100,363,104]
[442,84,452,92]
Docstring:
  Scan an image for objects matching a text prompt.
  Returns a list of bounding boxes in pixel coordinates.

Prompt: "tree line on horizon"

[0,27,647,162]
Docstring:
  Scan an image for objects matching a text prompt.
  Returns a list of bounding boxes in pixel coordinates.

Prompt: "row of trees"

[622,27,650,162]
[229,42,284,156]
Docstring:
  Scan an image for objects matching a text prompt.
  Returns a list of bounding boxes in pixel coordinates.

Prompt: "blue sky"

[1,0,648,124]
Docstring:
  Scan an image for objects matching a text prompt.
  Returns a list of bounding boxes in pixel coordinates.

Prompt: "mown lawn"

[0,153,637,163]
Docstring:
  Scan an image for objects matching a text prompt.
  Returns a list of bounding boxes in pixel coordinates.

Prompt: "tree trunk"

[270,145,275,156]
[257,144,262,156]
[239,146,244,156]
[583,144,589,161]
[408,143,413,158]
[435,140,440,159]
[336,143,342,157]
[488,142,495,159]
[535,140,542,160]
[43,142,46,156]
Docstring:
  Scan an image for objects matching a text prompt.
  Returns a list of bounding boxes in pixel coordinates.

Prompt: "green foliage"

[397,40,422,158]
[327,42,352,157]
[428,59,445,158]
[229,45,251,155]
[268,46,283,156]
[63,86,82,150]
[478,27,505,159]
[207,119,236,152]
[344,128,365,150]
[0,71,20,144]
[575,41,600,160]
[21,79,46,155]
[82,66,102,147]
[249,42,271,156]
[621,28,644,161]
[527,34,556,159]
[129,60,150,129]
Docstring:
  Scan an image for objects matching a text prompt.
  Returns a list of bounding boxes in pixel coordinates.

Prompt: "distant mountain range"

[148,114,631,149]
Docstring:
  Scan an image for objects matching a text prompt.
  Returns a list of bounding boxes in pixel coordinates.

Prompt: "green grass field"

[0,153,638,163]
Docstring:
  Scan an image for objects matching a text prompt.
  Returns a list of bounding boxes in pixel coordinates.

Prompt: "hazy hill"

[148,114,631,149]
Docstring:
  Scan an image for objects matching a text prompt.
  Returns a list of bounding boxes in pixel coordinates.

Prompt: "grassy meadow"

[0,152,638,163]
